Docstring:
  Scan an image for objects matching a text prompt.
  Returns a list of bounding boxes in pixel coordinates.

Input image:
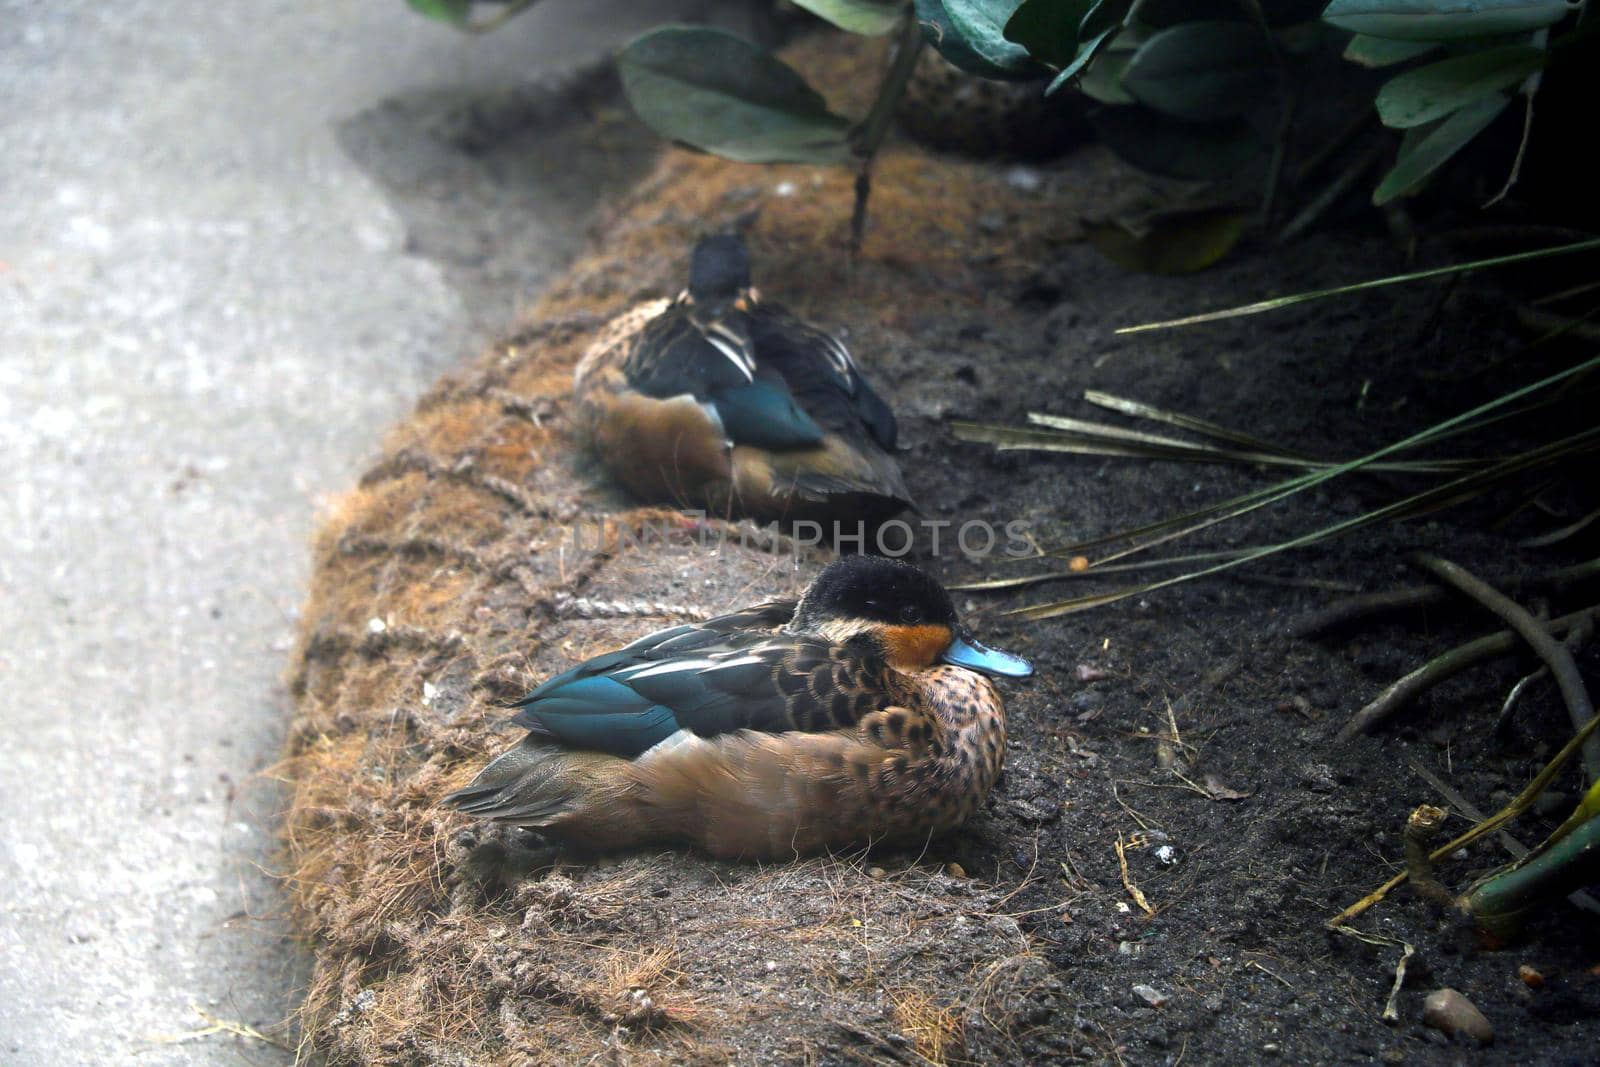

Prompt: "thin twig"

[1484,26,1546,208]
[1278,140,1385,244]
[1496,614,1595,733]
[1336,605,1594,740]
[1330,926,1414,1024]
[1411,554,1599,783]
[1115,833,1155,917]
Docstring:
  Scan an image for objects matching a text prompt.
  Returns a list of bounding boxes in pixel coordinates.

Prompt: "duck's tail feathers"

[441,735,641,846]
[785,436,915,512]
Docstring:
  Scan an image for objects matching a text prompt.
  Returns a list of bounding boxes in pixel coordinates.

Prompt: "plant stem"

[1335,604,1595,741]
[849,16,925,255]
[1402,805,1458,909]
[1412,554,1600,783]
[1329,706,1600,927]
[1291,557,1600,637]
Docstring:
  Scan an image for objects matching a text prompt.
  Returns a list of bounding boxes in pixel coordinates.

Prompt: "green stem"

[849,16,926,254]
[1467,812,1600,940]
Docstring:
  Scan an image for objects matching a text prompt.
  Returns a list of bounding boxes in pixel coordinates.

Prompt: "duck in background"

[573,234,912,524]
[444,556,1031,859]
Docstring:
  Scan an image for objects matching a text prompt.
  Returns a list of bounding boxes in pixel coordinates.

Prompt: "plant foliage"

[410,0,1586,259]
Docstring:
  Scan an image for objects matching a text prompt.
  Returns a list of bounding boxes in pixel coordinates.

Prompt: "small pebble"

[1422,988,1493,1045]
[1132,984,1168,1008]
[1005,166,1042,192]
[945,862,967,879]
[1518,964,1544,989]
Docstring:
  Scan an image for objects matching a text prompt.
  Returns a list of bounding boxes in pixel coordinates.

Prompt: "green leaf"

[1085,207,1250,274]
[1372,91,1510,203]
[1045,25,1118,93]
[1120,21,1276,121]
[1090,106,1268,179]
[793,0,906,36]
[1343,33,1440,66]
[1322,1,1577,42]
[1079,0,1133,38]
[915,0,1047,79]
[407,0,472,26]
[617,27,854,165]
[1041,0,1133,95]
[1376,45,1545,128]
[1078,48,1135,102]
[1004,0,1095,67]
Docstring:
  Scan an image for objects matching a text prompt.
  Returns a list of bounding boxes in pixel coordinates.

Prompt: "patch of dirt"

[337,64,660,343]
[286,34,1599,1065]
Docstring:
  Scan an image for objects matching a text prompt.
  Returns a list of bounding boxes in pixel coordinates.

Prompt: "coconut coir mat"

[282,37,1133,1064]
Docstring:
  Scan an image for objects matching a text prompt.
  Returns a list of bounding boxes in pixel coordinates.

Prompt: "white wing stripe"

[701,322,756,381]
[611,658,718,680]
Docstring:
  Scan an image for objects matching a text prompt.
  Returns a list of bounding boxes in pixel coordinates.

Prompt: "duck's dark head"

[791,556,1033,678]
[687,234,753,314]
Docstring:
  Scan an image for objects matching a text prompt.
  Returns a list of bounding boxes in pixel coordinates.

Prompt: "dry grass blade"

[1116,236,1600,334]
[955,416,1473,475]
[1005,427,1600,619]
[1084,389,1314,459]
[1032,353,1599,566]
[951,549,1252,593]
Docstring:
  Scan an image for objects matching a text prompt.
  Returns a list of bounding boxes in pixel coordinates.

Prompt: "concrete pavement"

[0,1,729,1060]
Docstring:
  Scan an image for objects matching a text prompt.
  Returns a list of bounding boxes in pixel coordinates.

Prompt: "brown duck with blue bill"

[573,235,912,523]
[443,557,1031,859]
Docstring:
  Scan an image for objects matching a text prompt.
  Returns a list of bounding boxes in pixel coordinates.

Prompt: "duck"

[572,234,913,524]
[443,556,1032,860]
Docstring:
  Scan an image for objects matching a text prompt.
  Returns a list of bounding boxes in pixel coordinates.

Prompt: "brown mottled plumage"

[571,235,911,523]
[444,558,1031,860]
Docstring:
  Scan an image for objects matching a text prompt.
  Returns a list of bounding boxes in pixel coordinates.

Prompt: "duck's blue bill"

[942,634,1033,678]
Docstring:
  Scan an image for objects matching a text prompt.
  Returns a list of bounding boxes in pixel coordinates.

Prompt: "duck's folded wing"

[625,310,754,397]
[516,599,796,701]
[748,306,899,451]
[507,631,876,758]
[622,311,825,450]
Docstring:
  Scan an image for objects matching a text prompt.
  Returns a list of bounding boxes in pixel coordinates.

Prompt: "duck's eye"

[899,605,923,624]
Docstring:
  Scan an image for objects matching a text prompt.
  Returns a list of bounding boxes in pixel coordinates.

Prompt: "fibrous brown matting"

[284,38,1128,1064]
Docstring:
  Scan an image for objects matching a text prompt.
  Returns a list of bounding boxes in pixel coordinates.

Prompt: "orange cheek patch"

[882,624,954,671]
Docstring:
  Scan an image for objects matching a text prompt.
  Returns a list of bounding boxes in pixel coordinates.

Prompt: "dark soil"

[292,34,1600,1066]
